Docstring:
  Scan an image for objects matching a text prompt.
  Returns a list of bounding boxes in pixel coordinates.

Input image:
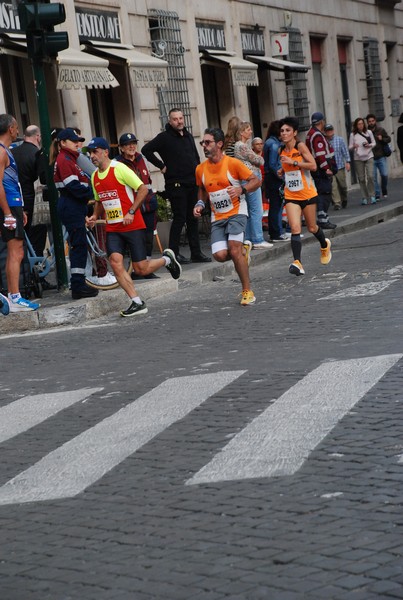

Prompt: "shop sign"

[271,33,289,56]
[130,66,167,88]
[57,66,119,90]
[0,2,21,33]
[240,28,265,56]
[76,8,120,43]
[196,22,225,50]
[232,69,258,87]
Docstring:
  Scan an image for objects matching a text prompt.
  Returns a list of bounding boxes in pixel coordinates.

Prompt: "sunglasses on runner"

[200,139,214,146]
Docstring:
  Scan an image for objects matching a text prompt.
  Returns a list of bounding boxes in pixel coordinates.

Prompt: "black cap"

[324,124,334,131]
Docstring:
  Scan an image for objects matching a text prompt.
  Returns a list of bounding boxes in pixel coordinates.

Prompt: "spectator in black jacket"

[141,108,211,264]
[366,113,391,200]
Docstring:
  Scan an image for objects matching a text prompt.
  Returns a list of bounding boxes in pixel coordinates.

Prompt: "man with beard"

[86,137,181,317]
[142,108,211,264]
[194,127,259,306]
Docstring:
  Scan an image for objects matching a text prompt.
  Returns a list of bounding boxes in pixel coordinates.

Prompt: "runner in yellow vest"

[86,137,181,317]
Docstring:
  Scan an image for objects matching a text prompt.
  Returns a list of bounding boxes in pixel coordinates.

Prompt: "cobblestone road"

[0,217,402,599]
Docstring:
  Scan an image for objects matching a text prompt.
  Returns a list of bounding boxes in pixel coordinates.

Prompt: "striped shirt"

[328,134,350,170]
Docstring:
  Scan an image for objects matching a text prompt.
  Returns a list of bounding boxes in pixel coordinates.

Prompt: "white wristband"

[196,200,205,209]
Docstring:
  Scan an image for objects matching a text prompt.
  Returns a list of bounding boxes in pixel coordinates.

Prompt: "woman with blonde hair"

[234,121,271,249]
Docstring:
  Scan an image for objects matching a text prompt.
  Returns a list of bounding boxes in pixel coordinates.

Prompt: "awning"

[246,55,310,73]
[56,48,119,90]
[0,33,27,58]
[200,50,258,87]
[84,43,168,88]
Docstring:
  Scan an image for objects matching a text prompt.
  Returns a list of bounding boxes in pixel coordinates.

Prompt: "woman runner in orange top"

[278,116,332,276]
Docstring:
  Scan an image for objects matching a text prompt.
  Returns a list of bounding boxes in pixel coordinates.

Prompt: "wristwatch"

[241,186,247,195]
[128,208,135,215]
[293,160,298,167]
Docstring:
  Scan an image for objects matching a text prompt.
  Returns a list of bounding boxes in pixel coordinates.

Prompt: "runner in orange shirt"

[278,117,332,276]
[194,127,260,305]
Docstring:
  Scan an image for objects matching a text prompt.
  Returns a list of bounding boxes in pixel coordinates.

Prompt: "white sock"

[9,292,21,302]
[163,256,171,266]
[131,296,142,305]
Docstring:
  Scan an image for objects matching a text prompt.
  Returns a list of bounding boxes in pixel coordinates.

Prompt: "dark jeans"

[265,176,283,240]
[166,184,201,257]
[142,211,157,257]
[313,174,332,224]
[58,196,88,291]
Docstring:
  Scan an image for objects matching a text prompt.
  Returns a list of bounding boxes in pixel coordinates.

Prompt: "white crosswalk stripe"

[318,281,396,300]
[0,388,103,444]
[186,355,402,485]
[1,355,401,504]
[0,371,245,505]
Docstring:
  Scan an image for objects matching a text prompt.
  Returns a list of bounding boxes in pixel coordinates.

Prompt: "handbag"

[382,142,392,157]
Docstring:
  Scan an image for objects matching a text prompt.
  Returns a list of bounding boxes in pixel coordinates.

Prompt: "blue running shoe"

[0,292,10,315]
[9,297,40,312]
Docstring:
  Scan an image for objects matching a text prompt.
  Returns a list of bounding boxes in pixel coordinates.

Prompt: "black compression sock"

[314,227,327,248]
[291,234,302,261]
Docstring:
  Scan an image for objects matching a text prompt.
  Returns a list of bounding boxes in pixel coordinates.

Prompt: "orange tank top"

[280,144,317,201]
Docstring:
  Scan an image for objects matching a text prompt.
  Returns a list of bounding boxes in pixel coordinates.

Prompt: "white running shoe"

[253,241,274,249]
[96,272,117,286]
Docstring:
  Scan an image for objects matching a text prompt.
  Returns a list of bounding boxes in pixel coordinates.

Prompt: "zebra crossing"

[0,355,401,506]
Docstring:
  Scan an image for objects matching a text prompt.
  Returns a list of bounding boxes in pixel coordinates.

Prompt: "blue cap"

[57,128,85,142]
[119,132,138,145]
[86,137,110,150]
[311,112,325,124]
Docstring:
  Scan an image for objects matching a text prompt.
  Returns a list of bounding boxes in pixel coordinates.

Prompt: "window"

[282,27,310,131]
[363,38,385,120]
[310,37,325,118]
[148,9,192,131]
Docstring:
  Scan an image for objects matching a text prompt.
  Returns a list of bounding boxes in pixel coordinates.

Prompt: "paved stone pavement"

[0,186,403,599]
[1,178,403,334]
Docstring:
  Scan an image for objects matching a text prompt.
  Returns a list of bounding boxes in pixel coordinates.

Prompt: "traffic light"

[18,2,69,59]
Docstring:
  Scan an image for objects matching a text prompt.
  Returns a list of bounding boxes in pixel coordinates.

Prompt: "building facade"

[0,0,402,184]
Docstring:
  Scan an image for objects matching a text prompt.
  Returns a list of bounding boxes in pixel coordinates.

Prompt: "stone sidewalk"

[2,187,403,334]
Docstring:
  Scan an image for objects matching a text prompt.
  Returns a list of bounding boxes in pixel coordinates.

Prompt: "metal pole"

[31,56,68,289]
